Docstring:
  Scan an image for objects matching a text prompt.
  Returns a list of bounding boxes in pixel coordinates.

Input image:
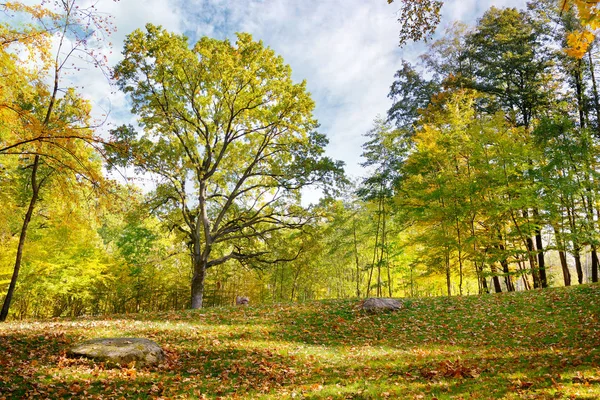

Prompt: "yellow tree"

[0,1,111,321]
[560,0,600,57]
[111,26,343,309]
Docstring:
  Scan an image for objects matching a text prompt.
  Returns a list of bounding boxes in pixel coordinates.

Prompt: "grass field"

[1,284,599,399]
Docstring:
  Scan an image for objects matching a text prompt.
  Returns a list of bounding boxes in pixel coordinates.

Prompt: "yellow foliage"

[564,30,596,58]
[561,0,600,58]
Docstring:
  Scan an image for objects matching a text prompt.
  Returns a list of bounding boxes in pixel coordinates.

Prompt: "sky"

[15,0,530,197]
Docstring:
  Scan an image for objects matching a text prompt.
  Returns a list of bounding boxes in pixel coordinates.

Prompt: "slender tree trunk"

[445,249,451,296]
[559,250,571,286]
[279,263,284,300]
[469,218,487,294]
[498,233,515,292]
[553,225,571,286]
[0,156,41,322]
[517,258,532,290]
[564,199,584,284]
[515,210,540,288]
[500,258,515,292]
[535,230,547,288]
[367,193,383,297]
[591,247,599,283]
[456,218,463,295]
[588,49,600,136]
[526,236,540,288]
[377,202,386,298]
[353,216,361,298]
[490,263,502,293]
[575,60,587,128]
[479,263,489,293]
[574,248,584,285]
[532,209,547,288]
[409,266,414,297]
[583,192,599,283]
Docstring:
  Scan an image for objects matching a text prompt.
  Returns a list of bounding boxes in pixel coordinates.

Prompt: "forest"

[2,0,600,321]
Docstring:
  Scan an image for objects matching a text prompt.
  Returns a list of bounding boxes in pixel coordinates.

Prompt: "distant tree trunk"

[490,263,502,293]
[532,209,547,288]
[517,258,532,290]
[498,234,515,292]
[526,236,541,288]
[353,216,361,298]
[445,249,451,296]
[588,50,600,282]
[456,218,463,295]
[479,263,489,294]
[591,248,599,283]
[500,259,515,292]
[0,155,41,322]
[559,250,571,286]
[377,201,387,297]
[583,193,599,283]
[588,49,600,136]
[553,225,571,287]
[535,230,547,288]
[574,247,584,284]
[574,59,587,128]
[386,254,393,297]
[366,195,382,297]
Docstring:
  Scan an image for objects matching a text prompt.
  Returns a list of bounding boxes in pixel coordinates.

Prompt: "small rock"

[236,296,249,306]
[68,338,164,367]
[361,298,403,312]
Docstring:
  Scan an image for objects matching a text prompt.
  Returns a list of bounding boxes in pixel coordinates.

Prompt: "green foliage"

[112,25,344,308]
[387,0,443,46]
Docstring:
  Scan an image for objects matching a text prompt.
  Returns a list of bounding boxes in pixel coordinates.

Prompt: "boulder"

[236,296,249,306]
[361,298,403,312]
[68,338,164,367]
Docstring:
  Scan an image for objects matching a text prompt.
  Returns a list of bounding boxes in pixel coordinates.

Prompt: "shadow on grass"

[2,325,599,399]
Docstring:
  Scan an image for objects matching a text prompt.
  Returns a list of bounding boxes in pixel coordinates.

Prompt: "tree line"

[1,0,599,320]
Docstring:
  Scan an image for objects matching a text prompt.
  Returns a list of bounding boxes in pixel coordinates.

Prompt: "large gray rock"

[68,338,164,367]
[361,298,403,312]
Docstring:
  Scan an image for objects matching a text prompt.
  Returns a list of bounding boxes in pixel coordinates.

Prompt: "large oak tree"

[112,26,343,308]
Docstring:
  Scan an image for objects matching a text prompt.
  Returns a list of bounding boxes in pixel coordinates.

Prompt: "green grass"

[1,284,599,399]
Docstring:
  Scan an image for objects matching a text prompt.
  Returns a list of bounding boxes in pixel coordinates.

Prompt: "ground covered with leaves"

[1,284,599,399]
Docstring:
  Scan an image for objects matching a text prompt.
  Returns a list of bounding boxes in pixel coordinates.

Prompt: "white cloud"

[33,0,530,187]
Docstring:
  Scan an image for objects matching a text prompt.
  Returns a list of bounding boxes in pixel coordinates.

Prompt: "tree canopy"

[110,25,344,308]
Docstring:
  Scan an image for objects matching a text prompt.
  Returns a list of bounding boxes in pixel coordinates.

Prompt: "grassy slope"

[0,284,599,399]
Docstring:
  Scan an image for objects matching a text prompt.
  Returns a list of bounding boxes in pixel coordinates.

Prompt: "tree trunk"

[191,258,207,309]
[588,49,600,136]
[456,219,463,295]
[501,259,515,292]
[490,263,502,293]
[574,248,584,285]
[445,249,451,296]
[0,155,41,322]
[552,224,571,286]
[353,216,361,298]
[532,209,547,288]
[366,197,382,297]
[558,250,571,286]
[479,263,489,294]
[526,236,541,288]
[498,235,515,292]
[535,230,547,288]
[517,258,532,290]
[591,246,599,283]
[377,201,387,298]
[575,59,587,129]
